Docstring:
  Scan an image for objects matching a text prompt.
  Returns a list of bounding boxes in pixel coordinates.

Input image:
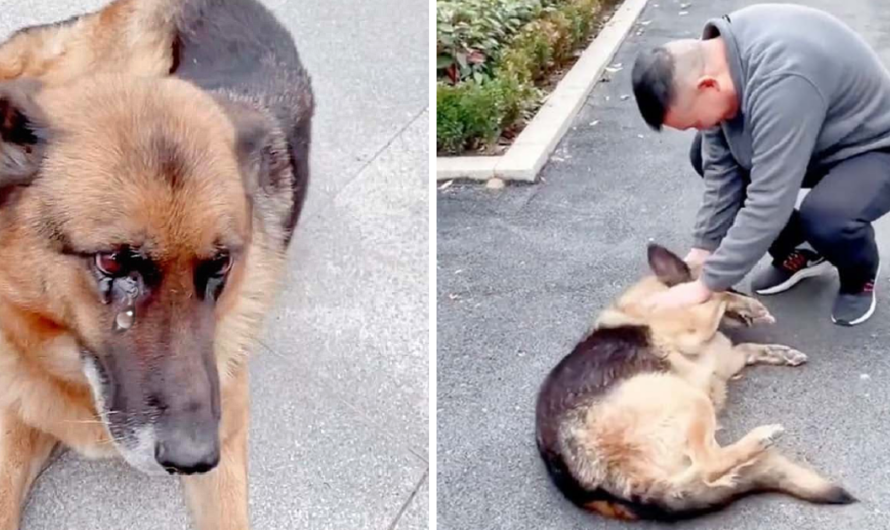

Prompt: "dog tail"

[537,445,640,521]
[745,450,856,505]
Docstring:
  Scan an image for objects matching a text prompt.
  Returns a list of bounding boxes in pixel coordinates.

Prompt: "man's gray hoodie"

[693,3,890,291]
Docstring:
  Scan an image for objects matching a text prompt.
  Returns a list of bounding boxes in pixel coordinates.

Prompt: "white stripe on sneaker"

[755,260,834,295]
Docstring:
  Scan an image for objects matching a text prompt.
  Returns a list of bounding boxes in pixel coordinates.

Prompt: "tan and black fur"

[0,1,313,529]
[535,244,855,521]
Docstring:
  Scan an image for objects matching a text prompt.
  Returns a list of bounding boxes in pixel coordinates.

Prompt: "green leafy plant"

[436,0,556,84]
[436,0,613,155]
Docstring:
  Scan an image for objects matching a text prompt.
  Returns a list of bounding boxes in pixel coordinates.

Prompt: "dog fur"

[0,1,313,529]
[535,244,855,521]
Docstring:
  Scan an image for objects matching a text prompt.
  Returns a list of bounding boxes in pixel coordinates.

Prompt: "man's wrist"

[696,278,714,296]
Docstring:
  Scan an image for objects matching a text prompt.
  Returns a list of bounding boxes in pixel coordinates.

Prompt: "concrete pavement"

[0,0,429,528]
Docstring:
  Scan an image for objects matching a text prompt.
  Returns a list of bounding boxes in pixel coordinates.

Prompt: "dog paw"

[753,312,777,326]
[752,424,785,448]
[742,306,775,326]
[770,345,808,366]
[728,298,776,327]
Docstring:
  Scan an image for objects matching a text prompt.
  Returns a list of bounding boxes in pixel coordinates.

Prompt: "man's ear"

[697,76,719,91]
[0,79,48,192]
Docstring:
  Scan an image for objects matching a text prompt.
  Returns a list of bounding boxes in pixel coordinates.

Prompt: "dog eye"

[207,252,233,277]
[95,252,125,276]
[195,252,233,301]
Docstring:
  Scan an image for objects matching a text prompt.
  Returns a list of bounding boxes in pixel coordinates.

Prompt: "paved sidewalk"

[2,1,429,529]
[438,1,890,529]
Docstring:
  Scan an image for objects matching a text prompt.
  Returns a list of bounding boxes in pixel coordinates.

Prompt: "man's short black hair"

[631,47,676,131]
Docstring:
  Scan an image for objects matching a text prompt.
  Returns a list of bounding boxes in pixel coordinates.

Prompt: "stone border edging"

[436,0,650,183]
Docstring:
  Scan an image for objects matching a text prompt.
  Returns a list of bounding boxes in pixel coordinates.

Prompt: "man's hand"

[684,248,712,267]
[644,278,714,311]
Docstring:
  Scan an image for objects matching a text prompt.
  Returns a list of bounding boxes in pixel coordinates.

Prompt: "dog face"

[0,75,266,475]
[596,244,725,352]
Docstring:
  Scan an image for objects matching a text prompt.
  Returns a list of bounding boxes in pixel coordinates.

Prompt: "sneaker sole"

[832,261,881,326]
[832,293,876,326]
[755,260,834,295]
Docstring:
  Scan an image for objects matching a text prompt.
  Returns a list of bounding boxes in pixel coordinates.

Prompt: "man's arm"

[700,75,828,292]
[692,127,747,252]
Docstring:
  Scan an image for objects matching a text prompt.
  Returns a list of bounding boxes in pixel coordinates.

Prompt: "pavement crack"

[385,471,427,530]
[294,104,428,228]
[408,446,428,463]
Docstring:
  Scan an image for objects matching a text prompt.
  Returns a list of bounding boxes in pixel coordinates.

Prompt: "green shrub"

[436,0,611,156]
[437,76,534,155]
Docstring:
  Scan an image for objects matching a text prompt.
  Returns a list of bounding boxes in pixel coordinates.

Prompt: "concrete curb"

[435,0,649,183]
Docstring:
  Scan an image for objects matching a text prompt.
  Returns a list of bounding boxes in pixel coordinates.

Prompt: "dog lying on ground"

[0,1,313,529]
[535,244,855,521]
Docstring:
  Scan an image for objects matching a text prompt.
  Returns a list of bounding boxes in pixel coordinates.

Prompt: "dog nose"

[154,432,220,475]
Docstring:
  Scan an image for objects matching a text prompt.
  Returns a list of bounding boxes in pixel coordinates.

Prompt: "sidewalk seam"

[385,471,428,530]
[299,104,428,226]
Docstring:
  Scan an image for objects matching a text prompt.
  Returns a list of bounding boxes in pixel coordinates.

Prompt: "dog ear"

[647,243,692,286]
[0,79,48,192]
[215,98,289,200]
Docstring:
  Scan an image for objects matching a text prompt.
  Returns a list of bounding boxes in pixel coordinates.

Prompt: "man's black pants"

[690,132,890,292]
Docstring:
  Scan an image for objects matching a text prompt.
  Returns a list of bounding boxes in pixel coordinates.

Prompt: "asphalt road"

[438,1,890,529]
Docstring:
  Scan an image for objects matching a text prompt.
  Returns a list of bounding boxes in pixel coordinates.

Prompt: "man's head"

[631,38,738,131]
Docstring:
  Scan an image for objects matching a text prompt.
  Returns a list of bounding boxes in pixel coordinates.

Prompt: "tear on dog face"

[0,74,272,475]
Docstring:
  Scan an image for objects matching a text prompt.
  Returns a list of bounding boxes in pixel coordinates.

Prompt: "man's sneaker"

[832,263,880,327]
[751,249,833,295]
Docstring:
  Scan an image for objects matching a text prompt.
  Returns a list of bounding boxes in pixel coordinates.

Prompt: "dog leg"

[698,424,786,486]
[738,449,856,504]
[735,343,808,367]
[0,411,58,530]
[659,396,852,512]
[181,367,250,530]
[674,398,784,488]
[722,293,776,327]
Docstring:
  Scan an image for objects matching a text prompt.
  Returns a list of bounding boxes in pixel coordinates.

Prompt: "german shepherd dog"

[0,1,313,528]
[535,244,855,521]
